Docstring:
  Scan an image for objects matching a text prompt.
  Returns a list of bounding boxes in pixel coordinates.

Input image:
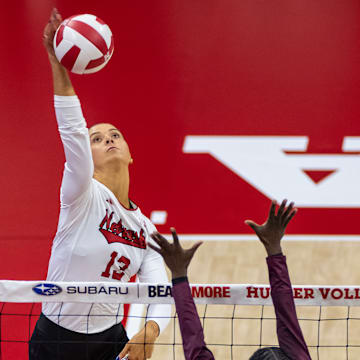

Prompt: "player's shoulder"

[143,217,157,236]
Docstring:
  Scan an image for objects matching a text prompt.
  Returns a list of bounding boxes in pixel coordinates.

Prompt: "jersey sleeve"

[172,277,215,360]
[137,240,171,334]
[267,255,311,360]
[54,95,94,207]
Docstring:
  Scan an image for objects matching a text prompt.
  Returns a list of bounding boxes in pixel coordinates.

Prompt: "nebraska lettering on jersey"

[99,209,146,249]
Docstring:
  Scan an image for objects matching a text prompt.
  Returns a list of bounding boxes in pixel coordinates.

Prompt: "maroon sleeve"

[172,277,215,360]
[267,255,311,360]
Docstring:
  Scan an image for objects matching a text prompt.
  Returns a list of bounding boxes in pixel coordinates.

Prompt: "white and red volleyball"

[53,14,114,74]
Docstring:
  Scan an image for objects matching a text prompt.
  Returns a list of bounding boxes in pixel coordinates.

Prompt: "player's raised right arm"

[43,8,75,96]
[43,9,93,206]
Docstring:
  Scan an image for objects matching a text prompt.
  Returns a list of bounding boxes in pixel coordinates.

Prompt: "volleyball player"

[29,8,171,360]
[150,199,311,360]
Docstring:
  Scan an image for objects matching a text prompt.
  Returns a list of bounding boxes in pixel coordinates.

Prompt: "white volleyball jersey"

[43,95,170,334]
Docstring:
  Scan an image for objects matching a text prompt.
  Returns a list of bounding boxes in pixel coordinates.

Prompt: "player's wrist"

[47,52,60,65]
[172,276,188,285]
[171,268,187,279]
[265,245,282,256]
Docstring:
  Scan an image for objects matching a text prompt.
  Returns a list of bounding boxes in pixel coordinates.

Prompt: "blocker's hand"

[119,321,159,360]
[43,8,62,60]
[245,199,297,256]
[149,228,202,279]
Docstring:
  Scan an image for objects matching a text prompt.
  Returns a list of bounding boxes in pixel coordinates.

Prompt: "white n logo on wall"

[183,136,360,207]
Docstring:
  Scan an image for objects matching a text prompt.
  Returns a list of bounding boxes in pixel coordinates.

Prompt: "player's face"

[89,123,132,170]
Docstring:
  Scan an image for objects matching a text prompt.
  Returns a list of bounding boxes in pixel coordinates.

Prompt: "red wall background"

[1,0,360,281]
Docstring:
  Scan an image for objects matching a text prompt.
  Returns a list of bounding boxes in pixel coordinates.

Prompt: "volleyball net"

[1,281,360,359]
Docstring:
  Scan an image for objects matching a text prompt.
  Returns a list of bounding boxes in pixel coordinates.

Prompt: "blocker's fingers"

[282,201,294,221]
[170,227,180,247]
[244,220,262,239]
[150,233,163,246]
[244,220,259,231]
[284,208,297,228]
[277,199,287,217]
[151,232,170,249]
[189,241,203,255]
[269,200,276,219]
[148,243,162,255]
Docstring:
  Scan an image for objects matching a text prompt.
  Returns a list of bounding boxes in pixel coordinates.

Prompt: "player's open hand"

[43,8,62,60]
[118,321,158,360]
[150,228,202,279]
[245,199,297,256]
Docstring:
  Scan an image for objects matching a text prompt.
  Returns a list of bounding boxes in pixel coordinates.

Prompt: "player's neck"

[94,166,131,209]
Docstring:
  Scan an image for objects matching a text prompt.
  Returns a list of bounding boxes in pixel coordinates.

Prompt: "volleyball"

[53,14,114,74]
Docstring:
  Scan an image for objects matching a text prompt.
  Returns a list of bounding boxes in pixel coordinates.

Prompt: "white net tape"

[1,281,360,359]
[0,280,359,306]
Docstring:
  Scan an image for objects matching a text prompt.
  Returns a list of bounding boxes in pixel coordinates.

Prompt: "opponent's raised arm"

[150,228,202,279]
[148,229,215,360]
[246,200,311,360]
[43,8,75,96]
[245,199,296,256]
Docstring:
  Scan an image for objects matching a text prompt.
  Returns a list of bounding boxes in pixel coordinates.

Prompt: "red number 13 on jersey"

[101,251,130,281]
